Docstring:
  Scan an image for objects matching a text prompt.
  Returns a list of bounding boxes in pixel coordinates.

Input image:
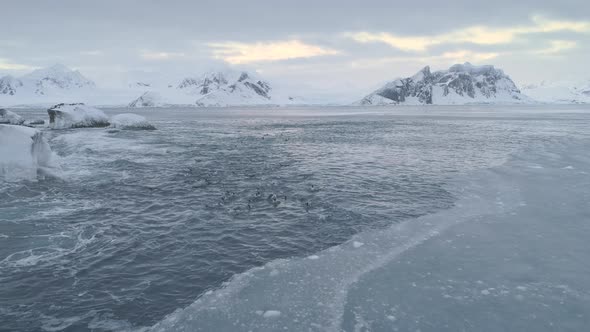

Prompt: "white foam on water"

[109,113,156,130]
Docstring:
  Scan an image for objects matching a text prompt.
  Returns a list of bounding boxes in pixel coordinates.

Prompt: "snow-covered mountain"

[357,63,532,105]
[128,69,294,107]
[0,64,95,97]
[520,80,590,104]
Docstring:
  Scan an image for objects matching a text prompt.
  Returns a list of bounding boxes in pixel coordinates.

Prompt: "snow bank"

[0,109,25,125]
[0,124,55,180]
[109,113,156,130]
[47,103,110,129]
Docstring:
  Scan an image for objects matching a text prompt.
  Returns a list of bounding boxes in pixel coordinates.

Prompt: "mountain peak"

[358,63,529,106]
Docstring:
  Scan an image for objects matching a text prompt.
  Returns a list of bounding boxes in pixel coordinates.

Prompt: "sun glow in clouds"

[348,16,590,52]
[0,59,35,71]
[209,40,340,64]
[140,51,186,60]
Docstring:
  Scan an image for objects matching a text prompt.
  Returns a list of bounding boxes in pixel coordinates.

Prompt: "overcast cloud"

[1,0,589,100]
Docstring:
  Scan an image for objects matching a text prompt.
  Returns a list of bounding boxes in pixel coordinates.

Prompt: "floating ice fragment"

[262,310,281,318]
[352,241,364,248]
[481,289,491,295]
[307,255,320,260]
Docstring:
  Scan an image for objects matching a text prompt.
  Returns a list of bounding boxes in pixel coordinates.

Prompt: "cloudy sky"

[1,0,589,100]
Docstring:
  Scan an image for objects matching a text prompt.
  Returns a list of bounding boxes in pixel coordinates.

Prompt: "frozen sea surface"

[0,105,589,331]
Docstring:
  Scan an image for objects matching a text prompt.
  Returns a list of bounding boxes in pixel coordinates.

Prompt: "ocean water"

[0,106,589,331]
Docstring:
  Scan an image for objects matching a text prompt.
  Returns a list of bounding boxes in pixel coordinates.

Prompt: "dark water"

[0,106,588,331]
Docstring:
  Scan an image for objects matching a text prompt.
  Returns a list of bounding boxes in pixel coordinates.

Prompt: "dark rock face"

[244,81,271,99]
[359,63,525,105]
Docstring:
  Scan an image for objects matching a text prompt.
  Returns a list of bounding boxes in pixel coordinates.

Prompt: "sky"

[1,0,589,101]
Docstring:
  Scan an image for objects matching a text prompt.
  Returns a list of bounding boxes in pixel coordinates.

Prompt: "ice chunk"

[352,241,364,248]
[262,310,281,318]
[0,109,25,125]
[109,113,156,130]
[47,103,110,129]
[0,124,55,180]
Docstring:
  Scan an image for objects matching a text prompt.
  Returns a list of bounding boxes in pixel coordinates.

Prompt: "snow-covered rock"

[0,124,55,180]
[357,63,532,105]
[47,103,110,129]
[0,109,25,125]
[521,80,590,104]
[109,113,155,130]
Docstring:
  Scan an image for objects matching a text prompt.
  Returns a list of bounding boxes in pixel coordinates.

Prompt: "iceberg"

[0,124,55,180]
[47,103,110,129]
[0,109,25,125]
[109,113,156,130]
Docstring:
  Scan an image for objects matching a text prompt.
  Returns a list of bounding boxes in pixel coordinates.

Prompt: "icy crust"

[47,103,110,129]
[357,63,533,106]
[0,109,25,125]
[0,124,56,181]
[109,113,156,130]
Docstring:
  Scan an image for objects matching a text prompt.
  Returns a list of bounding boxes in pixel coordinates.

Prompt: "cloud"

[80,50,103,56]
[208,40,340,64]
[140,50,186,60]
[348,16,590,52]
[536,40,577,55]
[349,50,500,70]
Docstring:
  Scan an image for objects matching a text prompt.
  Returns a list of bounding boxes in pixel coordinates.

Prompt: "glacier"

[521,80,590,104]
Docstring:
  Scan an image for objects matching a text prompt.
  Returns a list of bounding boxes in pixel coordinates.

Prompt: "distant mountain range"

[1,63,588,107]
[357,63,532,105]
[520,80,590,104]
[129,70,301,107]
